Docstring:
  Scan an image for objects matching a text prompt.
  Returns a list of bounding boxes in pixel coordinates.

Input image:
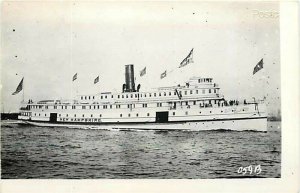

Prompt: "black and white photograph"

[0,1,299,192]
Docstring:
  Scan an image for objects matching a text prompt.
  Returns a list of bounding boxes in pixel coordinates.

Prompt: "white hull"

[22,117,267,132]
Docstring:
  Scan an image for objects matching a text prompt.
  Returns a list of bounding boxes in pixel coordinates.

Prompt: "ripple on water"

[1,121,281,179]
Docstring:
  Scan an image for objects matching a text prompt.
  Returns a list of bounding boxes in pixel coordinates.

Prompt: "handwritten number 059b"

[237,165,262,175]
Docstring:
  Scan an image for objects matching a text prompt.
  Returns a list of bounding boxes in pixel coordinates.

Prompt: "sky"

[1,1,280,115]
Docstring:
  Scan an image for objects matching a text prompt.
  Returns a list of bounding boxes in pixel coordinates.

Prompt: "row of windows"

[30,100,219,110]
[80,89,219,100]
[198,78,212,83]
[27,108,246,118]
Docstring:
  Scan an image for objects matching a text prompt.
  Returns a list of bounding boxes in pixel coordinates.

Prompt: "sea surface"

[1,121,281,179]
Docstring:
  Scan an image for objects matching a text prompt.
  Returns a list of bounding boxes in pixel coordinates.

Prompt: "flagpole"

[76,80,78,98]
[22,78,24,103]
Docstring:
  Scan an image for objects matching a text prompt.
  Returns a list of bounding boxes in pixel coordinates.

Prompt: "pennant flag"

[72,73,77,81]
[253,58,264,75]
[94,76,99,84]
[12,77,24,95]
[140,67,146,77]
[160,70,167,79]
[179,48,194,68]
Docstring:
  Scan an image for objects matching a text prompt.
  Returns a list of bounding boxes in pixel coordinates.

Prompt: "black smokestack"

[124,64,136,92]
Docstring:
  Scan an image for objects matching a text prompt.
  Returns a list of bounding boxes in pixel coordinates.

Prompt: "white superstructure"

[18,65,267,131]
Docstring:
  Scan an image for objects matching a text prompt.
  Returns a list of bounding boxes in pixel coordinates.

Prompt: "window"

[89,106,92,109]
[105,95,107,99]
[199,111,201,114]
[186,101,188,105]
[190,90,193,94]
[214,89,217,93]
[193,101,196,105]
[59,114,61,117]
[154,93,156,97]
[120,114,122,117]
[159,93,161,96]
[131,94,133,98]
[122,95,124,98]
[118,95,120,98]
[93,96,95,99]
[149,93,152,97]
[169,92,171,96]
[82,114,84,117]
[81,96,83,100]
[185,111,188,115]
[164,92,166,96]
[196,90,199,94]
[173,112,175,116]
[45,114,47,116]
[89,96,90,99]
[74,114,76,117]
[209,89,211,93]
[99,114,102,117]
[54,106,57,109]
[126,95,128,98]
[66,114,68,117]
[174,91,176,95]
[128,114,131,117]
[147,113,150,116]
[85,96,87,100]
[184,91,187,95]
[202,89,205,94]
[144,94,147,97]
[111,95,114,98]
[110,105,112,109]
[101,96,103,99]
[136,113,139,117]
[91,114,93,117]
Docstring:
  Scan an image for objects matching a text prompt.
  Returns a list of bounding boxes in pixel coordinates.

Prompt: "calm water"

[1,121,281,179]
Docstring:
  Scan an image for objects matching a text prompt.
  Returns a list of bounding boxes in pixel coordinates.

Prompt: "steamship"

[18,64,267,131]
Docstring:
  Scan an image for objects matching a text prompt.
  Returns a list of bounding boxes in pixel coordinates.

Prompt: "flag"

[94,76,99,84]
[12,78,24,95]
[253,59,264,75]
[160,70,167,79]
[140,67,146,77]
[72,73,77,81]
[179,48,194,68]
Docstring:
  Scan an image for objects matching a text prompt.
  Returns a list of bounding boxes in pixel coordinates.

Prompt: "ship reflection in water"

[1,121,281,179]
